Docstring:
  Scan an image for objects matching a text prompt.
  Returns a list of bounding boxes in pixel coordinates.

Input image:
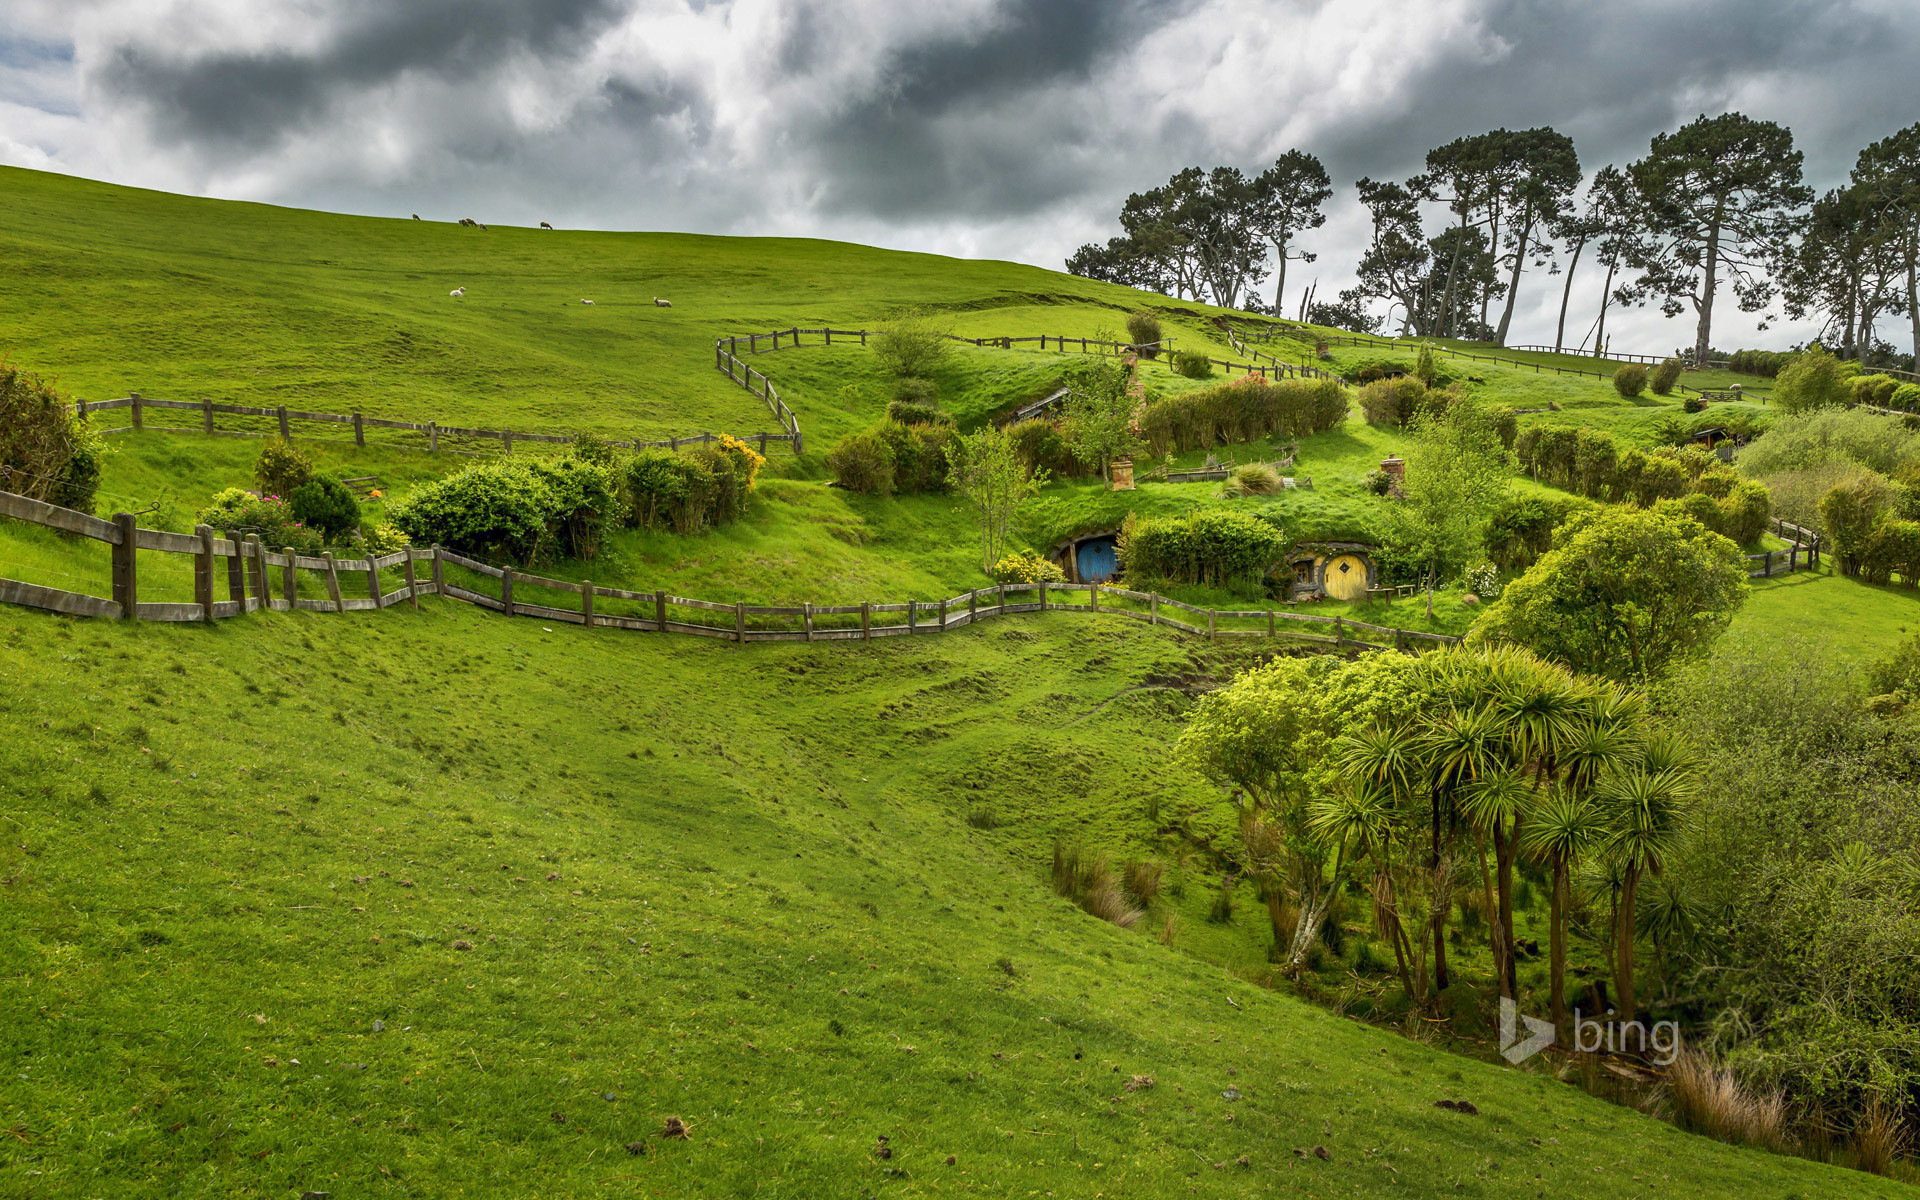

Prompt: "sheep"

[540,221,554,230]
[652,296,672,308]
[458,217,487,230]
[411,213,422,221]
[449,287,466,297]
[581,299,595,305]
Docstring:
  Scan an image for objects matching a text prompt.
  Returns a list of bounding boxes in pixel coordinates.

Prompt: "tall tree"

[1491,128,1581,346]
[1380,397,1512,618]
[1548,171,1612,353]
[1420,132,1507,338]
[1187,166,1270,309]
[1851,123,1920,365]
[1630,112,1812,368]
[1249,150,1333,315]
[1599,742,1691,1027]
[1353,177,1434,335]
[1781,183,1903,360]
[1576,166,1655,357]
[949,425,1045,572]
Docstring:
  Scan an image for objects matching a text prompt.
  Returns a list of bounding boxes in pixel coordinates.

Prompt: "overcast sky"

[5,0,1920,352]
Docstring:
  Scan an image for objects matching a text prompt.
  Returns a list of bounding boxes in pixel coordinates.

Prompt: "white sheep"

[581,299,594,305]
[540,221,554,230]
[652,296,672,308]
[449,287,466,297]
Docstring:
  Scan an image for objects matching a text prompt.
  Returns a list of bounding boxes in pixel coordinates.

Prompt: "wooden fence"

[1226,324,1767,402]
[0,489,1459,652]
[1746,517,1822,580]
[75,392,797,459]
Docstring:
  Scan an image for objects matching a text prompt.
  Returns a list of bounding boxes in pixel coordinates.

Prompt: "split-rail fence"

[0,489,1459,653]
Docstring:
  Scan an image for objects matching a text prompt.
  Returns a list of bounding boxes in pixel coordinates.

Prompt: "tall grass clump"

[1650,356,1684,396]
[1666,1051,1791,1154]
[1051,843,1142,929]
[1126,311,1163,357]
[1613,363,1649,398]
[1135,377,1347,456]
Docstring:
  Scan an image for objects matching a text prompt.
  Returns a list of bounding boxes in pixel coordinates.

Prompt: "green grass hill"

[1,165,1913,1196]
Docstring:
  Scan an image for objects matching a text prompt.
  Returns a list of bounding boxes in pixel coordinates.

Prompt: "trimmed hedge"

[1134,377,1347,456]
[1117,508,1286,588]
[391,453,634,563]
[826,420,960,496]
[1007,418,1091,479]
[288,474,361,540]
[624,437,763,533]
[1514,424,1771,545]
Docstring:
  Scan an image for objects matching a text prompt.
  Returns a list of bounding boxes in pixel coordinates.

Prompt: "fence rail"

[1745,517,1822,579]
[0,489,1460,652]
[75,392,797,458]
[1225,324,1776,402]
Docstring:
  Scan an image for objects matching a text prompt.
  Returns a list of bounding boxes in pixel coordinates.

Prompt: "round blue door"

[1077,536,1118,583]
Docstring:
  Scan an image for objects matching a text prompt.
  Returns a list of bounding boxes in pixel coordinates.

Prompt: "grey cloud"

[99,0,631,153]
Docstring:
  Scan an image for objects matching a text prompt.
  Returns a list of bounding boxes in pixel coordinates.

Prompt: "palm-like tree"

[1411,703,1505,994]
[1600,737,1693,1026]
[1332,724,1425,1000]
[1520,786,1608,1040]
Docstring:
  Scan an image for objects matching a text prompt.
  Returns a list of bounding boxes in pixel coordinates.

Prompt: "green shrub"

[1357,377,1425,426]
[871,309,951,379]
[1820,470,1910,577]
[1007,419,1089,479]
[288,474,361,541]
[1682,395,1706,413]
[875,420,959,495]
[1125,311,1163,357]
[1850,374,1901,408]
[389,461,558,563]
[1117,508,1286,588]
[527,455,627,558]
[826,431,896,496]
[196,489,325,553]
[0,364,102,514]
[990,552,1065,585]
[890,376,940,408]
[1414,343,1439,387]
[625,448,715,533]
[885,399,950,427]
[1774,344,1857,412]
[1612,363,1649,398]
[1632,455,1690,506]
[1135,377,1347,455]
[1650,357,1684,395]
[1485,493,1589,572]
[1171,350,1213,379]
[254,438,314,498]
[1362,468,1394,496]
[1860,519,1920,587]
[1727,348,1792,377]
[1893,383,1920,412]
[1343,357,1407,385]
[363,523,411,556]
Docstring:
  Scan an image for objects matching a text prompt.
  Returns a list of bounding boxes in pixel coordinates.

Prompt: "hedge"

[1117,508,1286,588]
[1134,377,1347,456]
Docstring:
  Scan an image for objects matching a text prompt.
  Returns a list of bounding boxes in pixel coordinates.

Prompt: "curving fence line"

[0,489,1460,652]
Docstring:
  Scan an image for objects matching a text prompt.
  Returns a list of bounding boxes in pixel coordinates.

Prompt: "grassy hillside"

[1,599,1898,1198]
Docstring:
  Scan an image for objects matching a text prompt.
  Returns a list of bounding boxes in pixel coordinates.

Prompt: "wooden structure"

[0,489,1460,653]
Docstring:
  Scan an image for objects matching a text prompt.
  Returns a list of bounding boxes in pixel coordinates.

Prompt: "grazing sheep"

[540,221,554,230]
[449,287,466,297]
[652,296,672,308]
[458,217,487,230]
[411,213,422,220]
[581,299,594,305]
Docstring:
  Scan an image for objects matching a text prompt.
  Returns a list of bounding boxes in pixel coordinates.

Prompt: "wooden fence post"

[112,512,138,617]
[1395,629,1407,653]
[1038,581,1047,610]
[322,551,345,613]
[223,529,245,603]
[501,568,515,618]
[1090,582,1099,611]
[428,421,439,453]
[969,590,977,623]
[432,546,445,595]
[1150,593,1158,626]
[353,412,365,447]
[938,597,947,629]
[130,392,143,432]
[736,601,746,644]
[282,546,296,604]
[655,589,667,632]
[996,583,1005,613]
[1268,609,1276,638]
[908,600,917,633]
[1334,616,1345,648]
[804,601,815,642]
[401,551,420,609]
[278,406,290,438]
[202,396,214,434]
[503,429,514,455]
[1208,609,1216,640]
[581,580,594,628]
[860,602,871,640]
[365,552,380,608]
[194,524,215,620]
[251,536,269,610]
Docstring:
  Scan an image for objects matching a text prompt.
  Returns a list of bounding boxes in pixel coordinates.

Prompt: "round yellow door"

[1324,554,1369,601]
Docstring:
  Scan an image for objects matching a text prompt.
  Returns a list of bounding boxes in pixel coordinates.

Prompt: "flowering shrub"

[991,552,1065,585]
[195,489,326,552]
[253,438,314,498]
[1463,561,1502,600]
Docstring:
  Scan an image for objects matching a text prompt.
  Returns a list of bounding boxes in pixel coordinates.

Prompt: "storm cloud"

[4,0,1919,349]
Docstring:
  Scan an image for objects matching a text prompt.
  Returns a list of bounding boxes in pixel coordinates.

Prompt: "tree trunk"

[1593,253,1619,358]
[1549,860,1569,1041]
[1425,562,1436,619]
[1615,864,1641,1025]
[1694,217,1722,370]
[1554,238,1586,354]
[1477,837,1503,997]
[1272,240,1289,316]
[1494,202,1536,346]
[1264,883,1288,962]
[1480,209,1502,334]
[1906,230,1919,366]
[1439,211,1471,338]
[1372,870,1418,1004]
[1494,820,1518,999]
[1428,798,1451,996]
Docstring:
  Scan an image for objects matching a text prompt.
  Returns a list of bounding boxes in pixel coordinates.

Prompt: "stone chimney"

[1379,455,1405,484]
